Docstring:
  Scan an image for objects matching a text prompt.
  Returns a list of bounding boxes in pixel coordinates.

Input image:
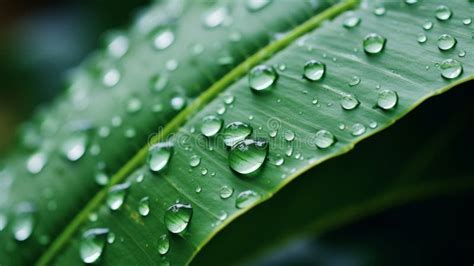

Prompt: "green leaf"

[1,0,473,265]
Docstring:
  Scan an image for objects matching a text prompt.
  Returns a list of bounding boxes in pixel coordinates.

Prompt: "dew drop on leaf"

[351,123,367,136]
[203,7,229,28]
[248,65,278,92]
[437,34,457,51]
[158,234,170,255]
[147,142,173,172]
[106,182,130,211]
[0,212,7,231]
[422,21,433,30]
[126,97,143,114]
[152,28,175,50]
[107,34,129,59]
[80,228,109,264]
[107,232,116,244]
[95,171,109,186]
[164,203,193,234]
[236,190,260,209]
[26,151,48,174]
[439,59,463,79]
[303,60,325,81]
[463,18,472,25]
[377,89,398,110]
[435,5,452,21]
[404,0,418,5]
[373,6,386,16]
[138,197,150,217]
[343,15,361,28]
[245,0,272,12]
[314,130,335,149]
[222,122,253,147]
[189,155,201,168]
[340,94,360,110]
[417,33,427,44]
[363,33,386,54]
[102,68,121,88]
[229,138,269,175]
[61,132,88,162]
[348,75,361,87]
[219,186,234,199]
[12,202,35,241]
[150,73,169,92]
[200,115,223,137]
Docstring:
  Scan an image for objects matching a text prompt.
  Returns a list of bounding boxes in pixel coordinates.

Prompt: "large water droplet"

[138,197,150,217]
[223,122,253,147]
[153,28,175,50]
[106,182,130,211]
[248,65,278,92]
[314,130,335,149]
[200,116,223,137]
[165,203,193,234]
[236,190,260,209]
[363,33,386,54]
[158,234,170,255]
[26,151,48,174]
[340,94,360,110]
[435,5,452,21]
[303,60,325,81]
[148,142,173,172]
[439,59,463,79]
[229,139,269,175]
[80,228,109,264]
[61,132,88,162]
[437,34,457,51]
[245,0,272,11]
[12,202,35,241]
[377,89,398,110]
[219,186,234,199]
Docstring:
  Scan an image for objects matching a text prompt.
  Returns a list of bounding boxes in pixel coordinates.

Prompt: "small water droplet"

[102,68,121,88]
[189,155,201,168]
[61,132,88,162]
[437,34,457,51]
[373,6,386,16]
[463,18,472,25]
[158,234,170,255]
[148,142,173,172]
[165,203,193,234]
[245,0,272,11]
[422,21,433,30]
[236,190,260,209]
[348,75,361,86]
[369,121,378,129]
[248,65,278,92]
[303,60,325,81]
[219,186,234,199]
[195,186,202,193]
[314,130,335,149]
[439,59,463,79]
[458,50,466,57]
[229,139,269,175]
[107,34,129,59]
[351,123,366,136]
[343,15,361,28]
[95,172,109,186]
[107,232,115,244]
[223,94,235,105]
[106,182,130,211]
[201,168,208,176]
[223,122,253,147]
[435,5,452,21]
[363,33,386,54]
[417,33,427,44]
[153,28,175,50]
[150,73,169,93]
[0,212,7,231]
[201,116,223,137]
[284,130,295,142]
[170,96,186,110]
[80,228,109,264]
[203,7,230,28]
[12,203,35,241]
[377,89,398,110]
[404,0,418,4]
[268,153,285,166]
[126,97,142,114]
[138,197,150,217]
[26,151,48,174]
[340,94,360,110]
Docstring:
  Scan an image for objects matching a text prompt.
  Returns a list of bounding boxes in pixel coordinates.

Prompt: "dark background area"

[0,0,148,154]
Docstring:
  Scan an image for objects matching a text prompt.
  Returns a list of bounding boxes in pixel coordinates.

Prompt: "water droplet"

[195,186,202,193]
[107,232,115,244]
[248,65,278,92]
[95,172,109,186]
[363,33,386,54]
[12,203,35,241]
[219,186,234,199]
[437,34,457,51]
[98,126,110,138]
[439,59,463,79]
[303,60,325,81]
[61,132,88,162]
[106,182,130,211]
[236,190,260,209]
[314,130,335,149]
[111,116,122,127]
[26,151,48,174]
[200,116,223,137]
[138,197,150,217]
[351,123,366,136]
[268,153,285,166]
[223,122,253,147]
[343,15,361,28]
[0,212,7,231]
[369,121,378,129]
[373,6,386,16]
[284,130,295,142]
[107,34,129,59]
[404,0,418,4]
[245,0,272,11]
[102,68,121,87]
[422,21,433,30]
[165,203,193,234]
[229,139,269,175]
[166,59,178,71]
[377,89,398,110]
[417,33,427,44]
[340,94,360,110]
[458,50,466,57]
[153,28,175,50]
[148,142,173,172]
[203,7,230,28]
[348,75,361,86]
[126,97,142,114]
[223,94,235,105]
[189,155,201,168]
[435,5,452,21]
[170,96,186,110]
[80,228,109,264]
[201,168,208,176]
[158,234,170,255]
[463,18,472,25]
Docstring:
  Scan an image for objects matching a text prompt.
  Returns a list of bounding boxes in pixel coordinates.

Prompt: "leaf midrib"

[36,1,360,264]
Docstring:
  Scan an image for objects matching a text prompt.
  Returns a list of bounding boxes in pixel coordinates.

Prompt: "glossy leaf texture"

[0,0,333,264]
[49,0,474,265]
